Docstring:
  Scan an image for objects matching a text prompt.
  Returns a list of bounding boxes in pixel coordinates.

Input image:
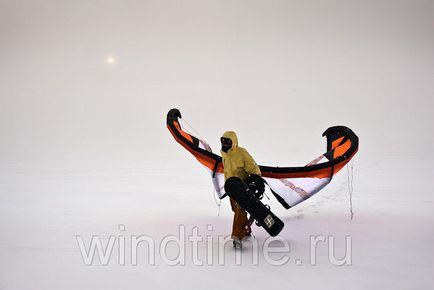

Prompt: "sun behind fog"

[106,56,116,65]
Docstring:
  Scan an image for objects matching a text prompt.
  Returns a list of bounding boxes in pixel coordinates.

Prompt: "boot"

[233,238,242,249]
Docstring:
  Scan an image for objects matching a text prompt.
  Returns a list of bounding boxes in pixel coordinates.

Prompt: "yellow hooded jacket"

[220,131,261,181]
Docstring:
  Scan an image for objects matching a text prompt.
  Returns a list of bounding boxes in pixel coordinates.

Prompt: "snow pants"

[230,197,250,240]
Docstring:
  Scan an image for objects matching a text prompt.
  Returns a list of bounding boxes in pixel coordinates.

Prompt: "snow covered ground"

[0,153,433,290]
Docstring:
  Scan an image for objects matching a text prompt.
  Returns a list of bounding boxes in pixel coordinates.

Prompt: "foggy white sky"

[0,0,433,161]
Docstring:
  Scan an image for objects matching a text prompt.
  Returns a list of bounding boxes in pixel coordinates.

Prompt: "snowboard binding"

[245,174,265,200]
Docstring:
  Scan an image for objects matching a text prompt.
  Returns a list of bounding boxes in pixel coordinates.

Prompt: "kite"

[166,108,358,209]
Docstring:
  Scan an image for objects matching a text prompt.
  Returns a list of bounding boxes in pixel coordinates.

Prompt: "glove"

[246,174,265,199]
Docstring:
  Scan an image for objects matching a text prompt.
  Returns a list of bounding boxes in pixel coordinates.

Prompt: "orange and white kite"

[167,108,359,209]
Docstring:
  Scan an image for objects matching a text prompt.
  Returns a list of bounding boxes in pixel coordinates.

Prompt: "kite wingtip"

[167,108,182,119]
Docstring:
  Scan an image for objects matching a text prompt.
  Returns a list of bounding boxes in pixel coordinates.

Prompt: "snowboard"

[224,176,284,237]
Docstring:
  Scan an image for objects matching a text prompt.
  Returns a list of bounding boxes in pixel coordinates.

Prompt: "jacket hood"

[221,131,238,153]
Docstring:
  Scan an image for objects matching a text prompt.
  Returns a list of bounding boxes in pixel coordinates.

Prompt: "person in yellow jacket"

[220,131,262,246]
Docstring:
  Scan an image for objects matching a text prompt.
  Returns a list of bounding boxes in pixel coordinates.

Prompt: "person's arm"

[242,148,264,197]
[241,148,261,176]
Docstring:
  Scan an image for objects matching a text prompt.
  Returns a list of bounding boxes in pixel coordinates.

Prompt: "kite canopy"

[167,108,359,209]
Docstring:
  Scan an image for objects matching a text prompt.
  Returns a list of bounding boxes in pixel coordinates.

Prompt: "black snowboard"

[224,177,284,237]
